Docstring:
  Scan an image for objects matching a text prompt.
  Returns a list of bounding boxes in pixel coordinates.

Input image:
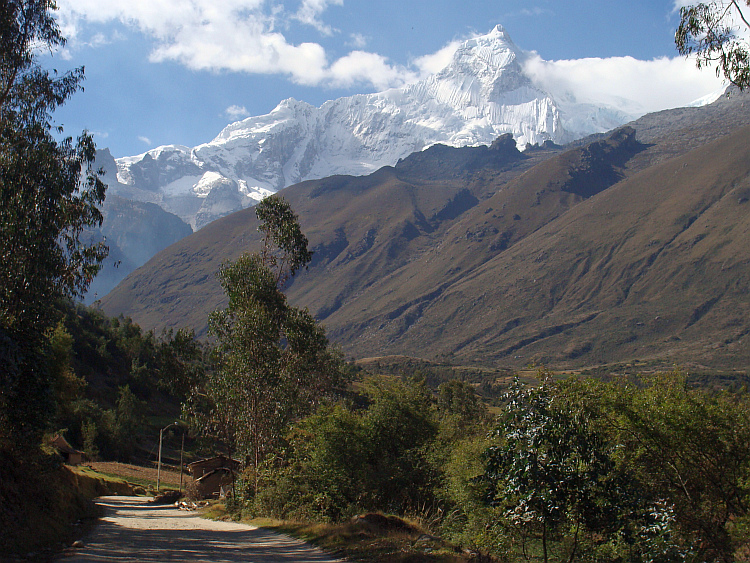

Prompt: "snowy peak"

[108,26,636,231]
[448,24,521,76]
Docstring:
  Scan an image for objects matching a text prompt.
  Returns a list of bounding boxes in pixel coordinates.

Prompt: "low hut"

[50,435,86,465]
[187,456,241,499]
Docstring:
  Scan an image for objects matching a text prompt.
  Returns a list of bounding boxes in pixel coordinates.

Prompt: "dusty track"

[56,496,343,562]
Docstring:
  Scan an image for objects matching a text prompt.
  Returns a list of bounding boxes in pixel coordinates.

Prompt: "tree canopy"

[186,195,346,487]
[0,0,107,447]
[676,1,750,90]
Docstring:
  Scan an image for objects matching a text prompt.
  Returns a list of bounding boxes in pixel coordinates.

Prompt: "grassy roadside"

[201,503,483,562]
[0,455,100,559]
[67,465,138,497]
[0,459,182,559]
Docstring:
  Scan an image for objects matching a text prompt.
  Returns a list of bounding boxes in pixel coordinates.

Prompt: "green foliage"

[187,196,346,483]
[439,434,509,555]
[213,366,750,562]
[156,327,207,400]
[245,377,440,522]
[44,302,205,462]
[256,194,313,286]
[483,375,643,563]
[0,0,107,448]
[597,371,750,562]
[437,379,489,439]
[676,1,750,90]
[480,371,750,562]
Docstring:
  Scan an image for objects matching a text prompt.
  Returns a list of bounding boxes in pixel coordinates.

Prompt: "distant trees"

[0,0,107,448]
[676,1,750,90]
[186,195,346,488]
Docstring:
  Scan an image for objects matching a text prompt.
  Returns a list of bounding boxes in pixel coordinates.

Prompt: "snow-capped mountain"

[105,25,634,231]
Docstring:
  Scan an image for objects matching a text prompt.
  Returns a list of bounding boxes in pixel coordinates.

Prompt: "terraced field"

[88,461,184,487]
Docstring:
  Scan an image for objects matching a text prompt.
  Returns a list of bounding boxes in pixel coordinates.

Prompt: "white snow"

[110,25,645,228]
[689,84,729,107]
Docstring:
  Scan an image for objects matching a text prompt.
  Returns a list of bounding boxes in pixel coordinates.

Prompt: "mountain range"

[90,26,725,303]
[101,26,638,231]
[99,90,750,372]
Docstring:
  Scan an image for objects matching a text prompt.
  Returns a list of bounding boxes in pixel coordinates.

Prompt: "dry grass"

[244,515,480,563]
[87,461,184,487]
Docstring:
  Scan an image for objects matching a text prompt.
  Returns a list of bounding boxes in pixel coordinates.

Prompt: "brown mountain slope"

[343,124,750,369]
[99,135,559,335]
[100,96,750,370]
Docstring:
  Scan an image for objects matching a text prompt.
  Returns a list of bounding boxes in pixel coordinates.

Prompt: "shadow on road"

[56,496,343,563]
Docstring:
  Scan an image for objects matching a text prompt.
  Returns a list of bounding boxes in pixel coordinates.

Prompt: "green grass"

[88,468,177,492]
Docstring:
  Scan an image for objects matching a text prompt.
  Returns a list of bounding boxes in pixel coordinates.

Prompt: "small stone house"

[50,435,86,465]
[187,456,241,499]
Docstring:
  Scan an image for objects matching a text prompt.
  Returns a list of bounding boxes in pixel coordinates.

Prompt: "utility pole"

[179,431,185,493]
[157,422,179,492]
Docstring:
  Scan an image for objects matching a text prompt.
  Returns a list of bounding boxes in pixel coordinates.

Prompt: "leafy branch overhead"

[676,0,750,90]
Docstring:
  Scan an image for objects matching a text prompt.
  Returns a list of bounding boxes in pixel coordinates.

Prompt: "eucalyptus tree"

[187,195,345,490]
[676,1,750,90]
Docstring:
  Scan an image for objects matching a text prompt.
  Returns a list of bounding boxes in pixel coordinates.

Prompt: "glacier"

[105,25,636,231]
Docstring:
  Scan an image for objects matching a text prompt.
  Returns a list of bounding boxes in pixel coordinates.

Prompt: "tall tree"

[0,0,107,448]
[186,195,346,489]
[676,1,750,90]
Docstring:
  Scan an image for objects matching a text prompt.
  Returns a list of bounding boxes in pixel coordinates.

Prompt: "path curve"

[56,496,344,562]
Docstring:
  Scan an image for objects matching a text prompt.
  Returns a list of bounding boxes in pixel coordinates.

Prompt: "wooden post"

[179,431,185,493]
[157,427,163,492]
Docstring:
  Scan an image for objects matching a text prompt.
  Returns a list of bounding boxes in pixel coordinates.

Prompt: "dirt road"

[56,496,344,562]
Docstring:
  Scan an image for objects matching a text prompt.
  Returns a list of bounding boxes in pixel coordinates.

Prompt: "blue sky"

[48,1,726,158]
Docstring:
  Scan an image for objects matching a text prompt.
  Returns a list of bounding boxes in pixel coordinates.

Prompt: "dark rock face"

[394,133,525,181]
[556,126,645,198]
[194,178,244,230]
[123,148,202,193]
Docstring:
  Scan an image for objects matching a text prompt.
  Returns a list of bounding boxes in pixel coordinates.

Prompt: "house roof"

[187,455,241,469]
[195,467,235,483]
[50,435,85,455]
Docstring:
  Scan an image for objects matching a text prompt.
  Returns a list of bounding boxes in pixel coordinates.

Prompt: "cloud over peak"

[56,0,426,90]
[55,1,725,115]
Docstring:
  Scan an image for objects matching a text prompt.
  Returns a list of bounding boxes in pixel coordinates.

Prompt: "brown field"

[88,461,185,486]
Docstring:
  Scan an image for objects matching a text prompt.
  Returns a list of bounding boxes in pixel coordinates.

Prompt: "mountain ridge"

[98,91,750,370]
[103,25,636,232]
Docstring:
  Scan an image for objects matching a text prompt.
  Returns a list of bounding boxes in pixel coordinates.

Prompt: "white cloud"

[519,7,553,17]
[294,0,343,35]
[412,40,462,77]
[328,51,417,89]
[53,1,726,112]
[225,105,250,119]
[138,135,152,145]
[522,53,726,114]
[347,32,367,49]
[54,0,423,89]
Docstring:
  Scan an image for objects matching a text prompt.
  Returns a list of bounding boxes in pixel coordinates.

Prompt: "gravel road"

[56,496,344,562]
